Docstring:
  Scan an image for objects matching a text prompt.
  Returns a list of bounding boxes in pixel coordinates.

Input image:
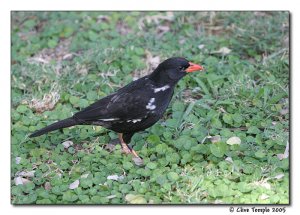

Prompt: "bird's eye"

[179,66,184,70]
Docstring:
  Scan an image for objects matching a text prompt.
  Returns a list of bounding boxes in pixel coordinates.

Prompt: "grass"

[11,11,289,204]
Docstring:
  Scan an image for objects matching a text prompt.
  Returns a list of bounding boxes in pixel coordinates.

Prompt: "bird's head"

[149,57,204,85]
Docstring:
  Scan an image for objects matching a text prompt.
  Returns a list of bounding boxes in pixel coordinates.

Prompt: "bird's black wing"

[74,77,154,123]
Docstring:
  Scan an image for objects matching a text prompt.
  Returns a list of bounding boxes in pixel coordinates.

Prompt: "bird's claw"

[132,156,144,166]
[121,142,144,165]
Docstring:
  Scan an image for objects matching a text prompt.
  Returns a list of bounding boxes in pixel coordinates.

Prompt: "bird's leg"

[119,133,143,166]
[126,144,140,158]
[118,133,132,154]
[118,133,140,158]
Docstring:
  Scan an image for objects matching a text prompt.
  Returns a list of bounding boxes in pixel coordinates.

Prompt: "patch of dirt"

[29,85,60,113]
[138,12,174,29]
[138,12,174,38]
[117,20,132,35]
[182,88,203,103]
[132,50,161,79]
[28,38,78,66]
[97,15,110,23]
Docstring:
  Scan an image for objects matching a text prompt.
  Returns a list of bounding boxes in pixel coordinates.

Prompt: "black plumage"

[30,57,203,160]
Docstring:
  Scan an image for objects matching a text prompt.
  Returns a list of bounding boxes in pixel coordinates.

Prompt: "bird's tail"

[29,118,77,138]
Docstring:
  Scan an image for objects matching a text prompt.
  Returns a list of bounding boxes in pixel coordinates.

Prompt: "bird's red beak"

[186,62,204,72]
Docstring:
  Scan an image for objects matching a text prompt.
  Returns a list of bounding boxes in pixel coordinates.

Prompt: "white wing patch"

[99,118,119,121]
[111,94,120,103]
[127,119,142,123]
[154,85,170,93]
[146,98,156,110]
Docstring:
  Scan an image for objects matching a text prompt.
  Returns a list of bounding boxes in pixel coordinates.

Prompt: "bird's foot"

[118,133,144,166]
[128,147,144,166]
[121,142,144,166]
[120,142,132,154]
[132,156,144,166]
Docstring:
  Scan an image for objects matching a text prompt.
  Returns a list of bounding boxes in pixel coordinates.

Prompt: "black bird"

[30,57,203,161]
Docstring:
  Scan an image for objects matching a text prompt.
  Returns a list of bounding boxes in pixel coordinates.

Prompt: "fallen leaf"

[225,156,233,163]
[210,135,221,143]
[107,175,124,181]
[15,176,31,185]
[198,44,205,49]
[253,180,271,190]
[260,194,269,200]
[15,177,23,185]
[17,170,35,178]
[28,57,49,64]
[106,195,116,199]
[15,157,21,164]
[62,140,73,149]
[261,182,271,190]
[211,47,232,55]
[277,154,287,160]
[273,173,284,180]
[125,194,147,204]
[44,182,52,190]
[62,53,73,60]
[69,179,80,189]
[226,136,241,145]
[280,108,289,115]
[179,38,186,44]
[148,199,155,204]
[81,173,89,179]
[277,141,289,160]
